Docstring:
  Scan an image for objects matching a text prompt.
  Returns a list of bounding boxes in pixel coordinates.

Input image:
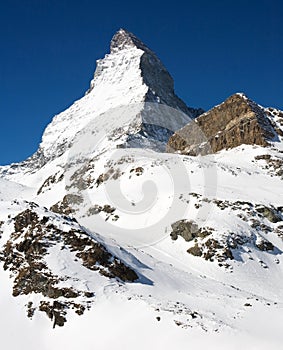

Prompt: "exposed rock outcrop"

[0,205,138,327]
[170,195,282,268]
[167,93,277,155]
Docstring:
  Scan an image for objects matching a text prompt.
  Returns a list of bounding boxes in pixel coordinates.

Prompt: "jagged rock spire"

[110,28,153,54]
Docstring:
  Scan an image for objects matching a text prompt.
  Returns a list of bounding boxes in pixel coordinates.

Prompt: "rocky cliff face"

[167,93,278,155]
[99,29,202,117]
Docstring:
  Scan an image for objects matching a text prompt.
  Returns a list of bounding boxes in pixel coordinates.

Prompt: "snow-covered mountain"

[0,29,283,350]
[1,28,202,177]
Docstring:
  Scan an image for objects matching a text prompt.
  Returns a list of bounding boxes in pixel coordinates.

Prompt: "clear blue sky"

[0,0,282,165]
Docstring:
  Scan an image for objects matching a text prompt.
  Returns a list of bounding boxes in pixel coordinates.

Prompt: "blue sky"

[0,0,282,165]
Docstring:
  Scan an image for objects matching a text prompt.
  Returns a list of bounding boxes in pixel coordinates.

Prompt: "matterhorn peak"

[0,29,202,174]
[110,28,154,54]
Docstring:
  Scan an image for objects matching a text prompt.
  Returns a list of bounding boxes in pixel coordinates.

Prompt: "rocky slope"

[167,93,279,155]
[0,201,138,327]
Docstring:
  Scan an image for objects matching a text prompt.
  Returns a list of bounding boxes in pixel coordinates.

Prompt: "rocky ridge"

[167,93,279,155]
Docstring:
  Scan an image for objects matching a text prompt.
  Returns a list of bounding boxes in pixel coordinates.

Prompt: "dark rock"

[26,302,36,319]
[14,209,39,232]
[39,301,67,328]
[254,154,272,160]
[256,239,274,251]
[87,205,103,215]
[108,261,138,282]
[187,244,202,257]
[102,204,116,214]
[130,167,144,176]
[255,205,282,223]
[170,220,211,242]
[50,194,83,215]
[0,220,4,238]
[37,173,63,195]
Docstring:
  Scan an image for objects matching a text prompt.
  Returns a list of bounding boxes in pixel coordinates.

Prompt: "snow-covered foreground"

[1,227,282,350]
[1,281,282,350]
[1,140,283,349]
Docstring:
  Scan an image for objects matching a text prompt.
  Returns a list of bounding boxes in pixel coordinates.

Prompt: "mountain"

[0,29,283,350]
[1,28,202,177]
[167,93,279,155]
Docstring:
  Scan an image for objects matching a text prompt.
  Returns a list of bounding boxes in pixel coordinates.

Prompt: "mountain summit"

[6,29,202,174]
[110,28,155,53]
